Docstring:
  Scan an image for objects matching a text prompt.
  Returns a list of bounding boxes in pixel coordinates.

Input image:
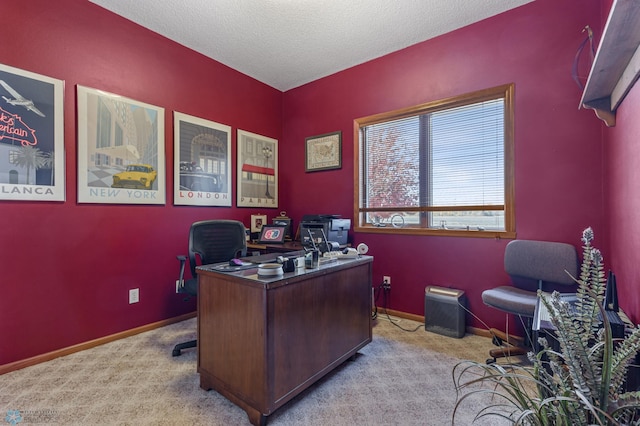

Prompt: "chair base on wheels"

[172,339,197,357]
[486,328,529,364]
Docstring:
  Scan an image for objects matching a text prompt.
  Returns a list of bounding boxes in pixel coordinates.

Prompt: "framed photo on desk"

[272,212,292,240]
[258,225,286,244]
[251,214,267,233]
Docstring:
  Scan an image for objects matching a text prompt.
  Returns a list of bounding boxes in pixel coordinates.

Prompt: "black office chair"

[481,239,578,364]
[173,219,247,357]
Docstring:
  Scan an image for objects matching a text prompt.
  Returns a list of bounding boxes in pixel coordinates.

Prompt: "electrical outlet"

[129,288,139,304]
[383,276,391,291]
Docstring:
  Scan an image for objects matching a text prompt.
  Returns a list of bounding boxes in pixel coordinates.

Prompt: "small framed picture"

[272,213,292,241]
[305,131,341,172]
[258,225,287,244]
[251,214,267,233]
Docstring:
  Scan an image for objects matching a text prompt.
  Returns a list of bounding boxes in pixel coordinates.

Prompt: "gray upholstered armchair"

[481,239,578,364]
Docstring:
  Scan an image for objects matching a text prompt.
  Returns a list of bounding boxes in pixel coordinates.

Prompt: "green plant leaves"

[453,228,640,425]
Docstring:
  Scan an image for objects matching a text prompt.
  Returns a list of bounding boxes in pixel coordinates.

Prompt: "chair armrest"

[176,255,187,290]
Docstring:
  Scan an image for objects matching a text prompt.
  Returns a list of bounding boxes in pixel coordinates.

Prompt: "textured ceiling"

[88,0,533,91]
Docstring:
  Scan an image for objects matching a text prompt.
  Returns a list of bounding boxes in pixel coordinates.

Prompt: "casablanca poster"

[236,129,278,208]
[173,111,232,206]
[0,63,64,201]
[77,86,165,204]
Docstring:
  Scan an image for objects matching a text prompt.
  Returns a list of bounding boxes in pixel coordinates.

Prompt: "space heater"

[424,286,466,338]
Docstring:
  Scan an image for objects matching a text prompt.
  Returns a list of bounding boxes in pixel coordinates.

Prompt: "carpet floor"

[1,315,512,425]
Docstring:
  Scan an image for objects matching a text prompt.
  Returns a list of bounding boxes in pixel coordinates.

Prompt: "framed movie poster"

[0,63,65,201]
[77,86,165,204]
[237,129,278,208]
[174,112,231,206]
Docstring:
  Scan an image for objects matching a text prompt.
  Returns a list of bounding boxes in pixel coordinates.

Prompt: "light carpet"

[0,315,511,425]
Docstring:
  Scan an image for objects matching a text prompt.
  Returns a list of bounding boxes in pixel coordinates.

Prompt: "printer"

[300,215,351,248]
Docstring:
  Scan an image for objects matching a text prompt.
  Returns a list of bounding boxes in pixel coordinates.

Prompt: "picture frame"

[305,131,342,172]
[77,86,165,204]
[257,225,287,244]
[0,63,65,201]
[272,212,292,241]
[237,129,278,208]
[251,214,267,233]
[173,111,232,206]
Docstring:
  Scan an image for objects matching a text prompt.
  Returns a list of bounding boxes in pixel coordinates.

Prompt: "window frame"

[353,84,515,239]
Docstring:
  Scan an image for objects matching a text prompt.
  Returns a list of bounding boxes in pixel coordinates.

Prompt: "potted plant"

[453,228,640,425]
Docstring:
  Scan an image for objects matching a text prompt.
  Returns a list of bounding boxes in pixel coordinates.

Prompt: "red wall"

[0,0,282,365]
[607,79,640,324]
[281,0,607,329]
[2,0,624,368]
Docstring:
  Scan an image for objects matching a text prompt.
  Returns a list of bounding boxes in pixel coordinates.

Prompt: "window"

[355,84,515,238]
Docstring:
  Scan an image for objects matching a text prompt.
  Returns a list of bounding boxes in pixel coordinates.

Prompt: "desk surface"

[197,254,372,287]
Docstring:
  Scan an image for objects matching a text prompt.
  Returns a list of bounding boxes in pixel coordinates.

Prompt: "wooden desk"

[196,256,373,425]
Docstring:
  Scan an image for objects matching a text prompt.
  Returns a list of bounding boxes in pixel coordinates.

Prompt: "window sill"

[354,225,516,239]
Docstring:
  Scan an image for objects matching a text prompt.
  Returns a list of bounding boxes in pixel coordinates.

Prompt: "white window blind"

[356,84,514,236]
